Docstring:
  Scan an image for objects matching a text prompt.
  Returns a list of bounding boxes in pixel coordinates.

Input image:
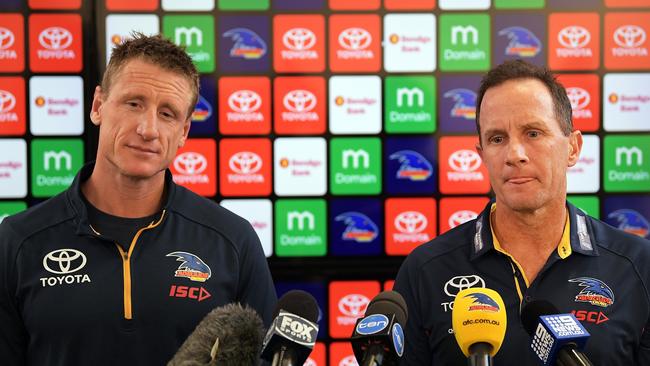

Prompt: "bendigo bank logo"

[40,248,91,287]
[498,26,541,57]
[443,88,476,120]
[335,211,379,243]
[223,28,267,60]
[167,251,212,282]
[389,150,433,181]
[607,209,650,238]
[393,211,430,244]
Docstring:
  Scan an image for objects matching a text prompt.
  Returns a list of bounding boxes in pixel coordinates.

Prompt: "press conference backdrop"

[1,0,650,364]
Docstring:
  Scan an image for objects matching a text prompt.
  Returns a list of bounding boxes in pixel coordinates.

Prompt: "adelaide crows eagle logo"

[335,212,379,243]
[569,277,614,308]
[389,150,433,181]
[167,251,212,282]
[464,292,500,313]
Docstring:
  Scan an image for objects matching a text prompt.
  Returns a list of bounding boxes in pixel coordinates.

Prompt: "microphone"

[451,288,507,366]
[167,302,265,366]
[350,290,408,366]
[260,290,320,366]
[521,300,593,366]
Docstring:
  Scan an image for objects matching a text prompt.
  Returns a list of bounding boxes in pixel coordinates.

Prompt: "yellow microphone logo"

[452,288,507,357]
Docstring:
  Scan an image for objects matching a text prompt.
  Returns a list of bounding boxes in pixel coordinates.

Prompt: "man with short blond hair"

[0,33,276,366]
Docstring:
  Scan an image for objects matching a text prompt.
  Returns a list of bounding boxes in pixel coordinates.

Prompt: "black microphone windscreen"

[365,290,408,326]
[521,300,560,336]
[168,303,265,366]
[274,290,319,323]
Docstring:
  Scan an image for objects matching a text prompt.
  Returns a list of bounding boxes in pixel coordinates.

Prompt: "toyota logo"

[228,90,261,113]
[558,26,590,49]
[38,26,73,50]
[229,151,262,174]
[566,87,590,110]
[174,152,207,175]
[338,294,370,317]
[449,150,482,173]
[449,210,478,229]
[339,28,372,50]
[43,249,87,275]
[0,27,15,50]
[0,90,16,113]
[614,25,646,48]
[394,211,427,234]
[339,356,359,366]
[444,275,486,297]
[283,90,316,113]
[304,358,317,366]
[283,28,316,51]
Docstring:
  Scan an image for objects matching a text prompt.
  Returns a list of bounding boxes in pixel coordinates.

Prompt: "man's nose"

[505,139,529,166]
[136,108,160,140]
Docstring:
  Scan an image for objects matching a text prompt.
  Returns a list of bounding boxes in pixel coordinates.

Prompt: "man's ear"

[89,86,103,126]
[475,141,483,159]
[567,130,583,167]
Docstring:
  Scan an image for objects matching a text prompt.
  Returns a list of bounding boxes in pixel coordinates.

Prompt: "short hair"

[102,32,199,119]
[475,60,573,142]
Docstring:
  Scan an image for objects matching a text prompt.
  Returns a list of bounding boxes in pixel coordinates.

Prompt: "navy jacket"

[0,163,277,366]
[395,201,650,365]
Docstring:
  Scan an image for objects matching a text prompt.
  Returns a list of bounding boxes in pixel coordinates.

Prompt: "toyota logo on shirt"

[43,249,87,274]
[283,28,316,51]
[613,25,646,48]
[444,275,486,297]
[0,27,15,50]
[339,28,372,50]
[558,26,591,49]
[38,26,73,50]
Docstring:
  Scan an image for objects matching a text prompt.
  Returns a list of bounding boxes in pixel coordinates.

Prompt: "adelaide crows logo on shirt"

[167,251,212,282]
[569,277,615,308]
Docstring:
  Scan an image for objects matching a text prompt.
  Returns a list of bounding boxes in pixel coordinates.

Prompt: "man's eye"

[490,136,503,144]
[528,131,540,138]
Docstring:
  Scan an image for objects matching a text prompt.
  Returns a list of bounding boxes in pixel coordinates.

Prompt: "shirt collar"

[470,200,598,261]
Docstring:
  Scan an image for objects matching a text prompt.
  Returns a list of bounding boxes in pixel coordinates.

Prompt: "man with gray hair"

[394,60,650,365]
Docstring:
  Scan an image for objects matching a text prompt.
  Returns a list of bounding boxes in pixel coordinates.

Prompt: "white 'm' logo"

[43,151,71,171]
[342,149,369,169]
[174,27,203,46]
[396,87,424,107]
[451,26,478,45]
[615,147,643,166]
[287,211,315,231]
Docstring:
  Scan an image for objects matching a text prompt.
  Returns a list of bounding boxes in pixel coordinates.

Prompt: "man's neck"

[492,200,568,282]
[81,161,166,218]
